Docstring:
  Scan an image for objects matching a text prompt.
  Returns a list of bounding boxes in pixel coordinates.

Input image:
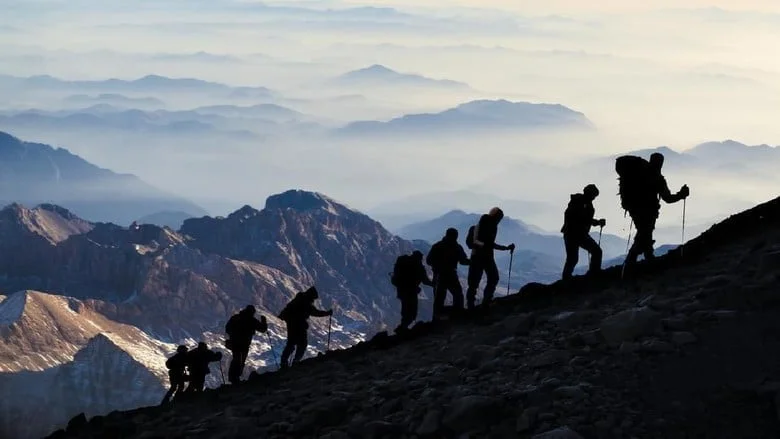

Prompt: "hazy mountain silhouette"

[0,131,206,224]
[0,73,275,99]
[332,64,471,90]
[337,99,593,136]
[62,94,165,109]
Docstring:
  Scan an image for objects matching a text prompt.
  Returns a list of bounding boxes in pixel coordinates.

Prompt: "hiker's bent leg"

[447,271,464,310]
[432,273,446,318]
[280,333,295,368]
[581,235,602,274]
[228,347,241,383]
[466,260,484,309]
[562,235,580,279]
[292,330,308,363]
[482,258,499,305]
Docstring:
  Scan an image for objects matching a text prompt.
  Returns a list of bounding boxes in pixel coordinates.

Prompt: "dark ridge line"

[45,194,780,438]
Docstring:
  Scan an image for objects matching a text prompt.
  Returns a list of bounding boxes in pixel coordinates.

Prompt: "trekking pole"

[506,249,514,296]
[621,220,633,280]
[598,225,603,246]
[681,198,687,257]
[266,332,279,369]
[218,359,226,385]
[326,314,332,351]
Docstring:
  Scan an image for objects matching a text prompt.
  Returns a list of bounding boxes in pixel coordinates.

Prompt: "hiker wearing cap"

[615,152,689,266]
[160,344,189,405]
[465,207,515,310]
[278,287,333,368]
[561,184,606,280]
[391,250,434,333]
[225,305,268,384]
[426,228,470,320]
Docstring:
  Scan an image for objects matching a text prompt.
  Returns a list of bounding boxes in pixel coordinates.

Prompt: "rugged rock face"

[45,195,780,439]
[0,192,431,439]
[181,190,428,333]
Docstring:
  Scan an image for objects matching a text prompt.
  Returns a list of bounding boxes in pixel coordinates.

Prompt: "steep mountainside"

[0,131,206,224]
[47,195,780,439]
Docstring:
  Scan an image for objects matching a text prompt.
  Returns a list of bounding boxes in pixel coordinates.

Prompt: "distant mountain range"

[332,64,471,90]
[62,93,166,109]
[0,131,206,225]
[337,99,593,136]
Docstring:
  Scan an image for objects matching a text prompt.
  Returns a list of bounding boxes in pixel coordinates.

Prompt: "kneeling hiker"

[279,287,333,368]
[426,228,469,320]
[185,342,222,393]
[616,152,689,266]
[561,184,606,280]
[225,305,268,384]
[160,345,189,405]
[391,250,434,333]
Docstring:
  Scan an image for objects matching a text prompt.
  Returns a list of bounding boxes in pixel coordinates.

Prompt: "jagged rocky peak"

[227,204,261,221]
[0,202,93,244]
[265,189,354,216]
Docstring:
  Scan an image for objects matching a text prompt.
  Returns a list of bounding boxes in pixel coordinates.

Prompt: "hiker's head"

[583,184,599,200]
[242,305,256,315]
[444,227,458,241]
[176,345,188,354]
[304,286,319,300]
[650,152,664,171]
[488,207,504,223]
[412,250,424,261]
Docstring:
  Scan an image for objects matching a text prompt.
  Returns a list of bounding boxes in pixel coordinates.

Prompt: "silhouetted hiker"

[561,184,606,280]
[278,287,333,368]
[426,228,470,320]
[225,305,268,384]
[465,207,515,310]
[185,342,222,393]
[391,250,434,333]
[616,152,690,266]
[160,345,189,405]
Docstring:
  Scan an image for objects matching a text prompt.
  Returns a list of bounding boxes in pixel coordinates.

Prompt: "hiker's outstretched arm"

[459,246,470,265]
[311,307,330,317]
[657,176,684,203]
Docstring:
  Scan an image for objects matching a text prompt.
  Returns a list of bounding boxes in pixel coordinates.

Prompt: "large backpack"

[615,155,652,212]
[225,314,239,338]
[465,225,476,249]
[391,254,415,287]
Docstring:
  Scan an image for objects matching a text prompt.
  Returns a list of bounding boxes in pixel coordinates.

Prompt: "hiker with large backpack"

[391,250,434,333]
[561,184,606,280]
[225,305,268,384]
[160,345,189,405]
[616,152,689,267]
[278,287,332,368]
[465,207,515,310]
[426,228,470,320]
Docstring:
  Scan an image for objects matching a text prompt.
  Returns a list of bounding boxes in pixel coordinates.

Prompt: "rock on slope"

[47,195,780,439]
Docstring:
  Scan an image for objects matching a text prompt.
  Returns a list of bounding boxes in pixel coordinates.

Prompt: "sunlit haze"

[2,0,779,240]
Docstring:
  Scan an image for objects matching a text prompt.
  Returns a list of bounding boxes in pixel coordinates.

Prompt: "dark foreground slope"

[47,196,780,439]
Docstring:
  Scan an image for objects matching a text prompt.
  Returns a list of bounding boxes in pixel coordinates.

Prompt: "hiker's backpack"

[615,155,652,212]
[225,314,238,337]
[465,225,476,249]
[391,254,414,286]
[278,293,304,322]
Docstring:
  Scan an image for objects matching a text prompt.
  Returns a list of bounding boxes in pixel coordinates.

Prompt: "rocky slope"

[47,195,780,439]
[0,191,427,439]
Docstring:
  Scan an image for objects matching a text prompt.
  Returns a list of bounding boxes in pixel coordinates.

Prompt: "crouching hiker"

[278,287,333,369]
[225,305,268,385]
[391,250,434,333]
[185,342,222,393]
[160,345,189,405]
